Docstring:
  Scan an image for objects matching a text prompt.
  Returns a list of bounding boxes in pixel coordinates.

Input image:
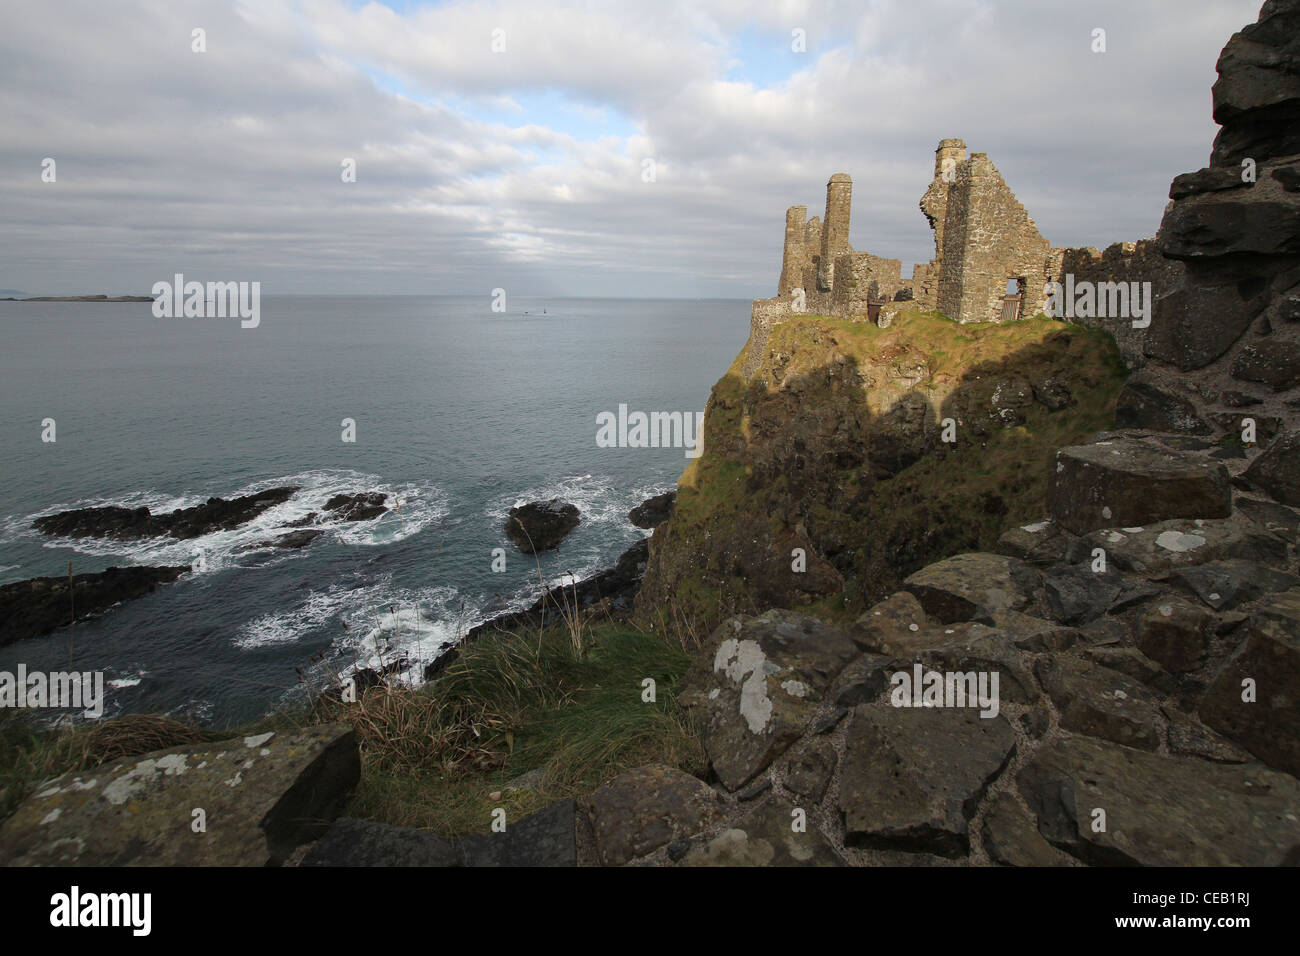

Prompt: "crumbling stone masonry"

[747,139,1185,378]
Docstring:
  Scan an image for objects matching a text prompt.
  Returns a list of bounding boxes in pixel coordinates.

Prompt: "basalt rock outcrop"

[33,487,300,541]
[323,492,388,522]
[628,491,676,529]
[599,0,1300,868]
[581,423,1300,866]
[504,499,581,553]
[1132,0,1300,461]
[0,564,189,646]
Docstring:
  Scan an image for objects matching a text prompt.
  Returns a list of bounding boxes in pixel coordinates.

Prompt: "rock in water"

[628,490,676,528]
[323,492,388,521]
[32,486,300,540]
[504,499,580,553]
[0,725,360,866]
[0,565,189,647]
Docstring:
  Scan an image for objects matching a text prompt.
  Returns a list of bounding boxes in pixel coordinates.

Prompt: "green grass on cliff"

[652,309,1128,630]
[0,620,704,839]
[335,620,703,836]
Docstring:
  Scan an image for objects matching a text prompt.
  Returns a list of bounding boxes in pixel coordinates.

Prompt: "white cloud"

[0,0,1265,297]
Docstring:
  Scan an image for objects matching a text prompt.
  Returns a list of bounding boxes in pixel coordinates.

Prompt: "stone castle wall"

[750,138,1190,378]
[1051,240,1186,367]
[935,153,1053,324]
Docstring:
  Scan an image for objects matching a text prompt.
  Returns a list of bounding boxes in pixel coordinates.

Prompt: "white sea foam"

[489,474,666,582]
[236,577,469,689]
[6,469,448,574]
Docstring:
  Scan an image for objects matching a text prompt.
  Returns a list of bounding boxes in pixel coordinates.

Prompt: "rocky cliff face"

[635,311,1128,635]
[609,0,1300,868]
[1134,0,1300,458]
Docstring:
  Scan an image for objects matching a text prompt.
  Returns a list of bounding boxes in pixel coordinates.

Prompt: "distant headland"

[0,293,154,302]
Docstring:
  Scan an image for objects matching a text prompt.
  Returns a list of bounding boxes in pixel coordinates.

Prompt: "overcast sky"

[0,0,1263,298]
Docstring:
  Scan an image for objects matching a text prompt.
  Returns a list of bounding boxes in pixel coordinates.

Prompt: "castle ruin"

[746,138,1176,377]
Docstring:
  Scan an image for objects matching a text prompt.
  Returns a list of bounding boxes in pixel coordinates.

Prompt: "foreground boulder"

[583,766,723,866]
[0,725,360,866]
[686,610,857,791]
[840,704,1015,857]
[1199,588,1300,776]
[902,552,1036,623]
[0,565,188,647]
[1047,440,1232,534]
[302,800,577,867]
[1244,430,1300,506]
[1085,516,1287,574]
[1017,736,1300,866]
[678,798,842,867]
[505,499,580,553]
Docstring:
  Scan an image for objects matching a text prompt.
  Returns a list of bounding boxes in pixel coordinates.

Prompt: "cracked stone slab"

[1017,736,1300,866]
[903,552,1037,623]
[839,704,1015,857]
[915,624,1040,705]
[1034,655,1163,751]
[687,609,858,791]
[582,765,722,866]
[678,798,842,867]
[980,791,1077,867]
[1086,517,1287,575]
[1159,559,1300,611]
[1135,596,1218,673]
[1200,589,1300,776]
[0,724,359,866]
[458,799,577,867]
[851,591,928,654]
[301,817,460,866]
[1047,440,1232,535]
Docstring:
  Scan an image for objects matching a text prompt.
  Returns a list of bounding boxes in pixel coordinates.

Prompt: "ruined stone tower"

[921,138,967,261]
[778,205,808,296]
[749,137,1170,378]
[818,173,853,291]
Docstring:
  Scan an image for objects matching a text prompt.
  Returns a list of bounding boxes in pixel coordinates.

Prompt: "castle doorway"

[1001,278,1023,321]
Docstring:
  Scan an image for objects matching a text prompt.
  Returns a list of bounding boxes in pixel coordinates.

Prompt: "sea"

[0,296,751,727]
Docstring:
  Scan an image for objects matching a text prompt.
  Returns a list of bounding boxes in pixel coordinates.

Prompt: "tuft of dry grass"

[1,618,703,839]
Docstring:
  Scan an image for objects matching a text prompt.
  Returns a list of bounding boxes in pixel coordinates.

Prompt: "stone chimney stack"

[778,205,808,295]
[934,138,967,180]
[818,173,852,291]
